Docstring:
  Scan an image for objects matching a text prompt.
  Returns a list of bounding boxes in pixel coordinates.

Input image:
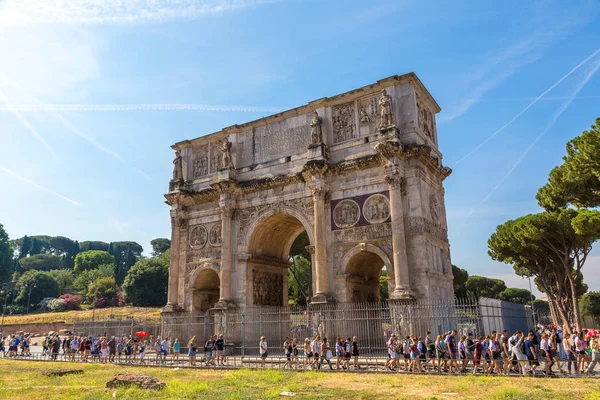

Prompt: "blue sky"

[1,0,599,296]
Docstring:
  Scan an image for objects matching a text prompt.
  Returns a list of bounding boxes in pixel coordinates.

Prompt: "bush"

[47,298,68,312]
[92,291,126,308]
[4,304,26,315]
[15,270,59,308]
[58,293,82,310]
[39,296,54,311]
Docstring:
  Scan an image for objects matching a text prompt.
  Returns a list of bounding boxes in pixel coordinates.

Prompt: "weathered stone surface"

[43,369,84,377]
[165,72,453,314]
[105,373,165,390]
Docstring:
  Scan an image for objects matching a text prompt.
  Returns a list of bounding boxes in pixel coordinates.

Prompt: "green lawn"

[0,360,599,399]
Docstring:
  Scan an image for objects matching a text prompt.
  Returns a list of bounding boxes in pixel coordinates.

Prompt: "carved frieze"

[209,223,222,246]
[332,102,356,143]
[237,197,314,242]
[253,270,283,306]
[429,192,441,221]
[189,225,208,249]
[408,216,447,242]
[254,117,311,161]
[332,222,392,243]
[186,247,222,263]
[332,199,360,229]
[363,194,390,224]
[210,143,222,174]
[193,146,209,178]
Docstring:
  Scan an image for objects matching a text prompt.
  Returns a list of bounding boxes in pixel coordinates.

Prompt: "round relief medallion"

[189,225,208,249]
[363,194,390,224]
[333,199,361,229]
[209,223,222,246]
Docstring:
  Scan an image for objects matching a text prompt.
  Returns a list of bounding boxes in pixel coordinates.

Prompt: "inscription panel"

[254,115,311,164]
[193,145,209,179]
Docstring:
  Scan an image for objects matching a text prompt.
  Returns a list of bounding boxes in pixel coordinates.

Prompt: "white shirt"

[312,340,320,354]
[540,339,549,351]
[259,340,267,354]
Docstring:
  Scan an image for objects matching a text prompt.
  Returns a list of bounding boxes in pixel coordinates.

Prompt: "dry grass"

[2,307,162,325]
[0,359,598,400]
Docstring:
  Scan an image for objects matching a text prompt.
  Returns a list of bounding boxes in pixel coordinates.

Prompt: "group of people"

[383,328,600,376]
[0,334,32,357]
[186,334,226,366]
[257,335,360,370]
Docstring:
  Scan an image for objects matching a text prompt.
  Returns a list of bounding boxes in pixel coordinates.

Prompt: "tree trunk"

[566,274,582,331]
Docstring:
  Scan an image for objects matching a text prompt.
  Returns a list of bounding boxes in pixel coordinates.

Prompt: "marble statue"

[378,89,393,128]
[221,138,233,170]
[310,111,323,145]
[172,150,182,180]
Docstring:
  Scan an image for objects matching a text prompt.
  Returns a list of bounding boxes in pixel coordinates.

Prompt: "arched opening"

[193,269,220,311]
[247,212,311,306]
[345,250,387,303]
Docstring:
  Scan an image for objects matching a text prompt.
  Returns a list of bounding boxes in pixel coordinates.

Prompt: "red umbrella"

[136,331,149,337]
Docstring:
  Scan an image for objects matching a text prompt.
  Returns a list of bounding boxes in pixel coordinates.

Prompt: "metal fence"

[73,297,533,356]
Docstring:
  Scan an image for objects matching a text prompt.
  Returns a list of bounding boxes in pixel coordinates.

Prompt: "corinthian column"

[164,212,183,312]
[218,199,234,305]
[386,166,414,299]
[309,184,329,303]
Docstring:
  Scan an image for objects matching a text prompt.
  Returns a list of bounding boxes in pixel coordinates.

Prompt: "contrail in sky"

[0,165,82,207]
[453,47,600,167]
[0,103,288,113]
[0,89,60,162]
[464,56,600,223]
[0,72,152,181]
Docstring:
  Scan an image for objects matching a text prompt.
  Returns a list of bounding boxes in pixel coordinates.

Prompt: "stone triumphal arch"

[163,73,453,315]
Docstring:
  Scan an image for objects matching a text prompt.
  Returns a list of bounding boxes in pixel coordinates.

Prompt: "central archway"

[246,211,313,306]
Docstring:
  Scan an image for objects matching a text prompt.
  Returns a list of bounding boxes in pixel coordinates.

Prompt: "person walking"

[259,336,268,368]
[318,337,333,370]
[303,338,312,370]
[564,332,578,375]
[291,338,299,369]
[173,338,180,364]
[283,337,292,369]
[352,336,360,370]
[214,334,225,366]
[511,331,529,376]
[586,333,599,375]
[188,336,197,366]
[139,340,147,365]
[311,336,320,369]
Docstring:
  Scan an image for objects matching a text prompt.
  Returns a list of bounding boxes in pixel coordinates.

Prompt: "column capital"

[309,184,330,202]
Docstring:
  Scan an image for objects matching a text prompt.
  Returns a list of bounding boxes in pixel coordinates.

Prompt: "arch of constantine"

[163,73,453,316]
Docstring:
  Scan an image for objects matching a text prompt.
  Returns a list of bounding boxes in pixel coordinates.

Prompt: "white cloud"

[0,0,277,26]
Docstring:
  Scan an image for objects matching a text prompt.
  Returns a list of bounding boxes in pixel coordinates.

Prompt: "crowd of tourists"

[1,326,599,377]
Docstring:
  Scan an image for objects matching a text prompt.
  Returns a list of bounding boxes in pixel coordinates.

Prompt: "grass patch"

[0,360,598,399]
[2,306,161,325]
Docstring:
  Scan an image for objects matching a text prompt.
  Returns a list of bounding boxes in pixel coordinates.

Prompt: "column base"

[310,293,329,304]
[212,300,237,309]
[161,303,183,313]
[390,288,415,300]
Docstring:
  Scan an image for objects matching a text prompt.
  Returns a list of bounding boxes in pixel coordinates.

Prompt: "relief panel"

[193,145,209,179]
[253,270,283,306]
[332,102,356,143]
[358,96,378,136]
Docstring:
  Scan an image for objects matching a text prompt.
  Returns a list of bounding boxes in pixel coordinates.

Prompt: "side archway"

[340,243,394,303]
[188,263,220,311]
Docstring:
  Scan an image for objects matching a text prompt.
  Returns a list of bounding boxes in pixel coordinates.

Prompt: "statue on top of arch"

[378,89,394,129]
[221,137,233,170]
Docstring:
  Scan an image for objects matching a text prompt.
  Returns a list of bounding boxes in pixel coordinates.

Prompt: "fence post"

[241,312,245,356]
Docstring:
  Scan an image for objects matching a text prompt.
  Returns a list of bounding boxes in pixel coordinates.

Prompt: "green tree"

[48,236,79,269]
[79,241,109,252]
[531,299,550,314]
[18,235,32,259]
[537,118,600,210]
[288,256,311,305]
[581,291,600,317]
[498,288,535,304]
[19,254,63,271]
[87,276,119,304]
[488,209,600,331]
[122,257,168,306]
[452,265,469,297]
[73,264,115,295]
[29,235,52,255]
[109,241,143,284]
[47,269,75,294]
[465,276,506,299]
[74,250,115,275]
[0,223,13,284]
[379,268,389,301]
[15,270,59,308]
[150,238,171,257]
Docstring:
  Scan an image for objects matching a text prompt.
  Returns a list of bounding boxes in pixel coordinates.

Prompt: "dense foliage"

[15,270,59,308]
[581,291,600,317]
[150,238,171,256]
[0,223,13,283]
[74,250,115,275]
[122,251,169,306]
